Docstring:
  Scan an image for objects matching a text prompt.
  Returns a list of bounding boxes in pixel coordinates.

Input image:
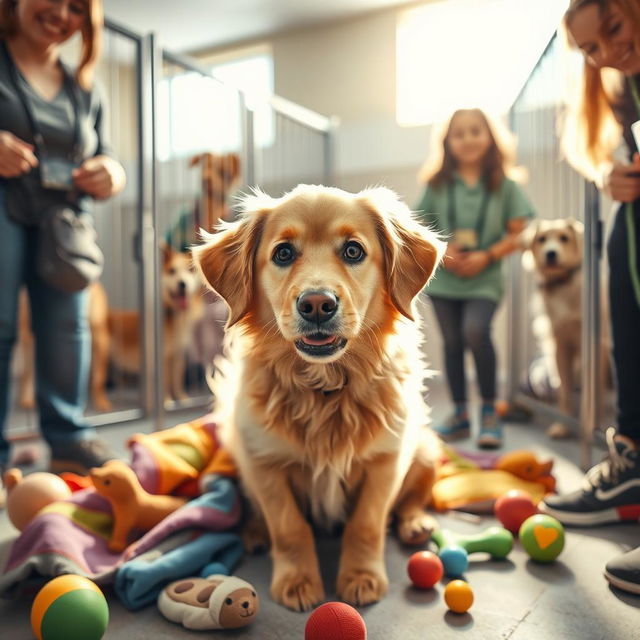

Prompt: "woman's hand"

[455,250,491,278]
[72,154,126,200]
[604,154,640,203]
[442,243,465,274]
[0,130,38,178]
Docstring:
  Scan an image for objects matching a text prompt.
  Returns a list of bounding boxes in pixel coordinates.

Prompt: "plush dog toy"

[90,460,188,552]
[158,574,259,630]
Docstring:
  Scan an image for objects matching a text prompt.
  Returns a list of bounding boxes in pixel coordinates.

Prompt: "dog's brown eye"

[559,234,569,243]
[273,243,296,266]
[536,235,546,244]
[225,597,233,605]
[342,241,365,263]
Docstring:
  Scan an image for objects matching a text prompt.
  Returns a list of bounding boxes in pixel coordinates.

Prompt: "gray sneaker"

[50,438,118,475]
[605,546,640,595]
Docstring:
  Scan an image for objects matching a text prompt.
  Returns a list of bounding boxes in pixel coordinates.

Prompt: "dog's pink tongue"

[303,335,336,346]
[176,296,188,310]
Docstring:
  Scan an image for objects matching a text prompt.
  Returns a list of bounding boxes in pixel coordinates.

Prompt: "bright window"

[396,0,569,126]
[157,46,274,161]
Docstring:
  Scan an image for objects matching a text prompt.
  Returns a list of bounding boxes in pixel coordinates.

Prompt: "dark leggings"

[429,296,498,404]
[608,202,640,439]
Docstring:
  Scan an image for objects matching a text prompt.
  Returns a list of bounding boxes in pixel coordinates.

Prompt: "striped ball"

[31,575,109,640]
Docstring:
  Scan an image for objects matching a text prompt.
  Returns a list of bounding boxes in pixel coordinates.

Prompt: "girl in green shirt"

[416,108,534,448]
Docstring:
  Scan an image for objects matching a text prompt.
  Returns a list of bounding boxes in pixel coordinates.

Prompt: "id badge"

[40,157,77,191]
[453,229,478,251]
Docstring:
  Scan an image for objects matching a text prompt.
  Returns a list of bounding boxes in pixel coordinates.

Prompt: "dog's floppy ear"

[567,217,584,238]
[519,219,540,250]
[360,187,446,321]
[192,214,265,328]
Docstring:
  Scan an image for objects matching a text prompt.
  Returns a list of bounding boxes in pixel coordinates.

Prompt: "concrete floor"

[1,388,639,640]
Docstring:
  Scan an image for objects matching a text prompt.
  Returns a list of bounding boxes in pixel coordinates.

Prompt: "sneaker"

[477,407,503,449]
[433,413,470,441]
[605,546,640,595]
[50,438,118,475]
[539,428,640,526]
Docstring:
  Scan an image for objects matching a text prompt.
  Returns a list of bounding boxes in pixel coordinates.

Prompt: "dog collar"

[537,266,581,292]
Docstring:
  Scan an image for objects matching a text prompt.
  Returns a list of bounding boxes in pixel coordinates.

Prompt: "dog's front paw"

[397,511,438,545]
[271,569,325,611]
[337,566,388,606]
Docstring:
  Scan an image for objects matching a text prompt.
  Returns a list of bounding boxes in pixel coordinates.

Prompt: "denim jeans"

[0,182,94,466]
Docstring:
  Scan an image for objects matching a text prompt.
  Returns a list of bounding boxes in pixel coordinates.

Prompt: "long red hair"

[559,0,640,180]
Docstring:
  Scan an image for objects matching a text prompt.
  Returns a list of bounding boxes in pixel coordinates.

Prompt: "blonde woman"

[0,0,125,480]
[540,0,640,596]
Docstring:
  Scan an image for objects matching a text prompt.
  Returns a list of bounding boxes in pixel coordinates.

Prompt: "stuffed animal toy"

[432,449,556,513]
[90,460,188,552]
[158,574,259,630]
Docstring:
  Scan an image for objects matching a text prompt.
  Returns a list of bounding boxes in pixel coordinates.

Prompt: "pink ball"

[305,602,367,640]
[407,551,444,589]
[495,490,538,534]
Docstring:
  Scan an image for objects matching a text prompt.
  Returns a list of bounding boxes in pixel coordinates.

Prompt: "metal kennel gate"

[7,20,334,442]
[507,36,609,468]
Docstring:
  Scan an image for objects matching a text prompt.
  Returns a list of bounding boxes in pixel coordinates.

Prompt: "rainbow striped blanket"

[0,416,243,608]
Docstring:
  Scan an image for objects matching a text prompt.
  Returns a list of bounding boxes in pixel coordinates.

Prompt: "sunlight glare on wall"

[396,0,569,126]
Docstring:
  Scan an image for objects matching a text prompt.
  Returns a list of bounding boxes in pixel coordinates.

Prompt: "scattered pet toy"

[4,469,72,531]
[407,550,444,589]
[444,579,474,614]
[494,489,539,534]
[305,602,367,640]
[158,574,259,630]
[433,449,556,512]
[90,460,188,552]
[518,514,565,563]
[31,574,109,640]
[431,526,514,577]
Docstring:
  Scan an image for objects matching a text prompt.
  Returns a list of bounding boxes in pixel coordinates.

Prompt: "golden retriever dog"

[16,282,111,412]
[523,218,610,438]
[193,184,445,611]
[107,244,203,403]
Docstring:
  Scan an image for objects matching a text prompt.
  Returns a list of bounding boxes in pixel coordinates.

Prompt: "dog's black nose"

[242,601,250,609]
[545,250,557,265]
[177,280,186,293]
[297,290,338,324]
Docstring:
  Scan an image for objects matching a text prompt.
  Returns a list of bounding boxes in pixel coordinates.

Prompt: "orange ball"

[444,579,474,614]
[407,551,444,589]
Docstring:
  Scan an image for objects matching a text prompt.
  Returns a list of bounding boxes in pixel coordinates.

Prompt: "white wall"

[270,5,434,206]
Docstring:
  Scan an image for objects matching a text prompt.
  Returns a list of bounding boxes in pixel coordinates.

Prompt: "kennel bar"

[507,34,609,453]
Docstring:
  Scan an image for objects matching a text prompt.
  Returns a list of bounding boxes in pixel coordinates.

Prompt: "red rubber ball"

[305,602,367,640]
[407,550,444,589]
[495,490,538,534]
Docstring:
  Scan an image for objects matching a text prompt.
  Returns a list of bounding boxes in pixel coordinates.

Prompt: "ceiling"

[105,0,415,54]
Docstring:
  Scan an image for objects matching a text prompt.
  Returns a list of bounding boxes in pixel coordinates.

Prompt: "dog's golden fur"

[194,184,445,611]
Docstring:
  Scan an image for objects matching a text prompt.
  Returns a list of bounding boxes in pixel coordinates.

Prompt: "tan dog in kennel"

[522,218,611,438]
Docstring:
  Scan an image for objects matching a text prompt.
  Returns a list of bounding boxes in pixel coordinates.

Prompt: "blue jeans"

[0,183,95,466]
